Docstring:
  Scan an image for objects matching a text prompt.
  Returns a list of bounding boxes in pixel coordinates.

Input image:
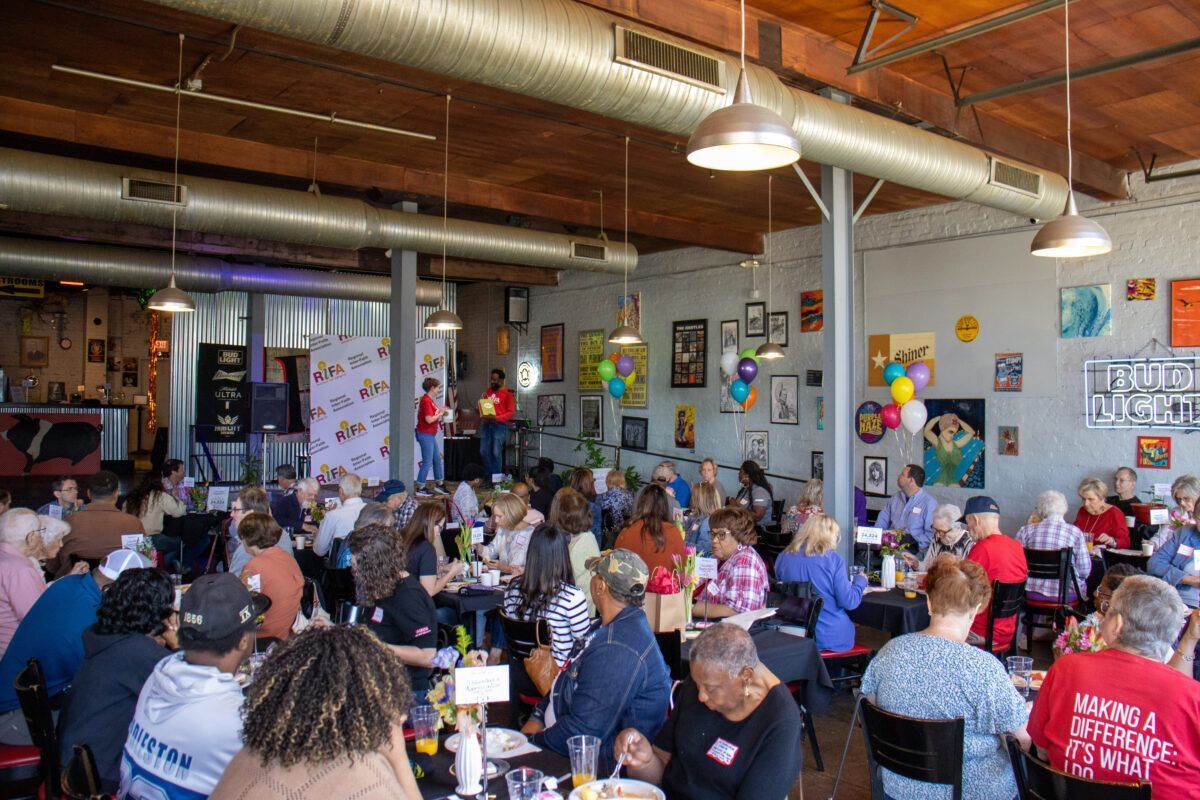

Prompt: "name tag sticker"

[246,574,261,592]
[1178,544,1195,559]
[1194,550,1200,573]
[911,506,923,515]
[706,738,739,766]
[371,606,385,624]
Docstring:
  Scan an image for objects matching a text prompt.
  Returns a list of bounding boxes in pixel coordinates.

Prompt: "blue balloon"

[608,377,626,398]
[730,379,751,403]
[883,361,906,385]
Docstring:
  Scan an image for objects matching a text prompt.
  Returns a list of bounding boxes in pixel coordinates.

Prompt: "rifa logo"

[418,352,445,375]
[379,435,390,459]
[359,377,389,400]
[311,405,328,421]
[312,360,346,384]
[315,463,346,484]
[378,337,390,359]
[334,419,368,444]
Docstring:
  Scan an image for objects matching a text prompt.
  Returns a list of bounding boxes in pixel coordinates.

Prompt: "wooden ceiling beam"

[0,96,762,254]
[417,256,561,286]
[576,0,1129,200]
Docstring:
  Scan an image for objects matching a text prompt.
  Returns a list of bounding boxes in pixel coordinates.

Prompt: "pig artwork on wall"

[0,413,102,475]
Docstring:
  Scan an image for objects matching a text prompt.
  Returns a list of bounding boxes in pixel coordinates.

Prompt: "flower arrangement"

[187,486,208,510]
[307,501,326,525]
[456,523,474,563]
[880,529,907,557]
[427,626,483,726]
[673,546,699,623]
[1053,615,1105,657]
[1169,507,1197,530]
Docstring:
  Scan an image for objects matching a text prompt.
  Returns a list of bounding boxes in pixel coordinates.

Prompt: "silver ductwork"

[0,236,442,304]
[0,148,635,274]
[139,0,1069,219]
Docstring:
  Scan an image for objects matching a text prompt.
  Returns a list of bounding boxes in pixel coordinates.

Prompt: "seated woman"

[238,513,303,642]
[479,493,535,574]
[1168,474,1200,530]
[211,625,420,800]
[683,482,721,556]
[1028,576,1200,795]
[1073,477,1129,549]
[526,465,557,518]
[551,489,599,617]
[567,468,603,543]
[616,623,801,799]
[598,470,635,548]
[615,484,686,576]
[347,523,438,696]
[0,510,66,654]
[902,503,972,571]
[782,479,822,535]
[774,514,866,652]
[696,509,769,618]
[862,556,1028,800]
[733,460,774,528]
[57,568,175,792]
[122,469,186,558]
[699,457,727,505]
[508,483,546,527]
[1147,516,1200,612]
[400,501,463,596]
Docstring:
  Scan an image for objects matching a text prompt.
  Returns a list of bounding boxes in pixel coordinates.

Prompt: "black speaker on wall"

[249,382,289,433]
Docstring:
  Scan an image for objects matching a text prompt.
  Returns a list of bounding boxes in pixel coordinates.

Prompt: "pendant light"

[687,0,800,172]
[608,137,643,345]
[756,175,784,360]
[1030,0,1111,258]
[425,94,464,331]
[148,34,195,313]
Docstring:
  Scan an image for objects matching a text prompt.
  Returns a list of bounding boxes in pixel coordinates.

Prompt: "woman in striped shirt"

[502,523,591,667]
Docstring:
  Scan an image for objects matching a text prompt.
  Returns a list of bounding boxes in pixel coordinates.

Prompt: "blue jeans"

[479,421,507,479]
[415,431,443,483]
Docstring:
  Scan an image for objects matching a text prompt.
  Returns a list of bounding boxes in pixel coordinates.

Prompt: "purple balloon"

[616,355,635,377]
[906,361,931,392]
[737,357,758,383]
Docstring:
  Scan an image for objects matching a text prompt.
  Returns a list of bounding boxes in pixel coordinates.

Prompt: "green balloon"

[739,347,757,360]
[597,359,617,381]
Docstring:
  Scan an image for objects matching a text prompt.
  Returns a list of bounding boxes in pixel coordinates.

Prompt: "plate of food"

[1030,670,1046,690]
[444,728,527,754]
[569,778,666,800]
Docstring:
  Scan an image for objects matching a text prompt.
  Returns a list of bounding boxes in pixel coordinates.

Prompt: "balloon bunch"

[720,348,762,410]
[880,361,929,435]
[596,352,636,398]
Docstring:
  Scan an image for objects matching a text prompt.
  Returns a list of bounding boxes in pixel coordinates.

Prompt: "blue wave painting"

[1061,284,1112,339]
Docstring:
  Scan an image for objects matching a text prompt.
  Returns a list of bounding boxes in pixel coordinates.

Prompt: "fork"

[605,734,632,793]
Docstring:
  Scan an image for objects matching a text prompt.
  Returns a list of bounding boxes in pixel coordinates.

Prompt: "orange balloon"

[742,386,759,410]
[609,352,620,363]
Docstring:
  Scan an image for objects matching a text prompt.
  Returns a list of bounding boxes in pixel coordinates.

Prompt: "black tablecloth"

[444,437,483,482]
[849,589,930,636]
[417,738,571,799]
[435,587,505,616]
[160,511,223,544]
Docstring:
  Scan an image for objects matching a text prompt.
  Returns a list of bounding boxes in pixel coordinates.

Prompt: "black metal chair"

[847,693,965,800]
[775,591,826,772]
[980,579,1026,660]
[1023,548,1084,652]
[1100,548,1150,573]
[60,743,104,800]
[14,658,60,800]
[653,630,685,681]
[1006,735,1151,799]
[497,614,551,711]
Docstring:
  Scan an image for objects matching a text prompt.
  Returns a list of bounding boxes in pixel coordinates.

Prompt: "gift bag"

[644,590,688,633]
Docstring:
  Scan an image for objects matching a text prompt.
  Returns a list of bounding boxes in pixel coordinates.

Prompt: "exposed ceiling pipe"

[0,148,635,274]
[138,0,1070,219]
[0,236,441,304]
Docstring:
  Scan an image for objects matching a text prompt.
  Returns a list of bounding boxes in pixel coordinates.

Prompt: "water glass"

[505,766,544,800]
[410,706,440,756]
[1007,656,1034,697]
[567,735,599,788]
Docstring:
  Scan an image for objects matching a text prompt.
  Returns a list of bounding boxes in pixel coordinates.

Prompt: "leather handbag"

[524,623,560,696]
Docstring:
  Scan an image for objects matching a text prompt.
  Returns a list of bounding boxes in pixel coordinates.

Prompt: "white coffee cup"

[489,568,501,586]
[294,535,307,550]
[1142,541,1154,556]
[471,561,484,578]
[481,570,494,587]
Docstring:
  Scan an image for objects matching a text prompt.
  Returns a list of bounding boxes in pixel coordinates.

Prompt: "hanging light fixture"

[687,0,800,172]
[608,137,643,345]
[148,34,195,313]
[757,175,784,360]
[1030,0,1111,258]
[425,94,464,331]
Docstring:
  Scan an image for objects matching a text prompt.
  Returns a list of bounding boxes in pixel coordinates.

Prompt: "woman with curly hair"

[347,523,438,695]
[56,568,175,792]
[211,625,420,799]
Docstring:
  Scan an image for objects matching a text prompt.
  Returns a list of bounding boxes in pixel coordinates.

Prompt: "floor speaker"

[249,382,289,433]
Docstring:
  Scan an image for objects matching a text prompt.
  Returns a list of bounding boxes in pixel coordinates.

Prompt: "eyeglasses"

[231,505,245,512]
[711,528,732,541]
[932,526,952,535]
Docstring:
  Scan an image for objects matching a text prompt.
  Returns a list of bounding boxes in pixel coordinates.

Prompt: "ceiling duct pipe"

[0,236,442,304]
[0,148,635,274]
[139,0,1070,219]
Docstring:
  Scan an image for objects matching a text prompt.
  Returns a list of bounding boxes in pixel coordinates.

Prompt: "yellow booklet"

[477,397,496,416]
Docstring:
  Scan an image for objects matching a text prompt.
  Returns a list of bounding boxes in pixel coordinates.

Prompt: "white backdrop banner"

[308,334,392,485]
[414,338,448,478]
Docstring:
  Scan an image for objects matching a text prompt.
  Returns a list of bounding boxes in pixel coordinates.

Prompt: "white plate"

[568,778,666,800]
[444,728,528,754]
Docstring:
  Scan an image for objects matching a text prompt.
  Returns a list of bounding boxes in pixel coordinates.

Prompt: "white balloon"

[900,399,928,434]
[720,352,740,375]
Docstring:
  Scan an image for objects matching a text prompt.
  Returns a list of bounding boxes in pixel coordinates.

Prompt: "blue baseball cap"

[963,495,999,516]
[375,480,407,503]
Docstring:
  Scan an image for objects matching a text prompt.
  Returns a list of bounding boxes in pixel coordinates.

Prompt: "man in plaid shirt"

[1015,490,1091,601]
[699,508,770,616]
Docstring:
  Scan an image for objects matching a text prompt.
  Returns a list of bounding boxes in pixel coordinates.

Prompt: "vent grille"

[988,158,1042,198]
[571,242,608,261]
[121,178,186,205]
[615,25,725,93]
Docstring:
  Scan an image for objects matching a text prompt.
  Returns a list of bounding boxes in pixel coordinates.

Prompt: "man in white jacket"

[119,574,267,800]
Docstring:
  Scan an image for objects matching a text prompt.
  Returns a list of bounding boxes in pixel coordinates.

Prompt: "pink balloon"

[881,403,901,430]
[906,361,931,392]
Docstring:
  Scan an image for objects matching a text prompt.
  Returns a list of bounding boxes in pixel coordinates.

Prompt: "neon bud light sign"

[1084,356,1200,430]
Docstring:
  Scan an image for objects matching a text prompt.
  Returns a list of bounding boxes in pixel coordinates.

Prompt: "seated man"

[876,464,936,556]
[36,476,84,520]
[1015,490,1091,602]
[313,473,365,557]
[0,549,149,744]
[120,573,266,800]
[274,463,297,495]
[270,476,319,535]
[374,480,412,527]
[161,459,189,509]
[963,496,1027,649]
[52,471,144,575]
[522,549,670,770]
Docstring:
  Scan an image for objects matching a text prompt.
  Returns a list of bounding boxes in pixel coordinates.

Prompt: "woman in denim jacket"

[1148,523,1200,609]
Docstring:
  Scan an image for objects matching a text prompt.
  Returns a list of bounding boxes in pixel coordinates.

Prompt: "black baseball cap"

[178,573,271,644]
[963,495,1000,516]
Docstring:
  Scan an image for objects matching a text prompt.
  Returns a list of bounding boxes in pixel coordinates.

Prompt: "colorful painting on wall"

[994,353,1023,392]
[867,332,936,386]
[1060,284,1112,339]
[671,319,708,388]
[800,290,824,332]
[998,426,1019,456]
[1136,436,1171,469]
[817,395,824,430]
[674,405,695,449]
[617,293,641,332]
[855,401,885,444]
[1127,278,1156,301]
[1171,279,1200,347]
[922,398,986,488]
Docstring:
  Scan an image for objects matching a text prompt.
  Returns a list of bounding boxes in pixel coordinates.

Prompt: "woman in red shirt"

[415,377,447,496]
[1073,477,1129,549]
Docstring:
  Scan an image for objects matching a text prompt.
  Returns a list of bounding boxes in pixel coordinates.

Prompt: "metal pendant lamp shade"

[147,274,195,312]
[755,340,785,360]
[607,324,643,345]
[1030,192,1112,258]
[687,69,801,172]
[424,307,464,331]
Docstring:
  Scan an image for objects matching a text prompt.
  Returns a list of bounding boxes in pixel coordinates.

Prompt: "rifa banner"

[414,338,447,479]
[308,335,391,485]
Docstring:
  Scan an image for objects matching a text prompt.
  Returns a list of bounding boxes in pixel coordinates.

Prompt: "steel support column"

[390,201,418,482]
[246,292,266,472]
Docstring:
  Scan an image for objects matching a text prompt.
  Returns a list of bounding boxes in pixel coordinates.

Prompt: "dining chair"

[980,579,1026,660]
[1005,735,1151,799]
[1100,548,1149,573]
[497,614,551,711]
[14,657,60,799]
[1022,548,1084,652]
[60,743,104,800]
[860,695,964,800]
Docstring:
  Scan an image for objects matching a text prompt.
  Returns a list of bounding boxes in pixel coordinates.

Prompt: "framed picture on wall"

[1136,436,1171,469]
[621,416,648,451]
[536,394,565,427]
[767,311,789,346]
[579,396,603,440]
[811,451,824,481]
[721,319,738,353]
[770,375,799,424]
[539,324,565,382]
[19,336,49,367]
[745,431,768,469]
[746,302,766,337]
[864,456,888,496]
[671,319,707,388]
[86,338,106,363]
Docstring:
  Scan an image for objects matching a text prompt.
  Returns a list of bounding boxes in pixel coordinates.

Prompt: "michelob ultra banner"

[308,334,392,485]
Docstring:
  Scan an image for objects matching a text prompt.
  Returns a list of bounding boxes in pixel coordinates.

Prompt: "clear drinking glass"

[505,767,544,800]
[410,705,440,756]
[1007,656,1034,697]
[567,734,599,788]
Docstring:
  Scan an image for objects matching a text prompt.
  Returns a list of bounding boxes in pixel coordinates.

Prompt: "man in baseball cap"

[523,548,670,771]
[963,495,1028,649]
[120,574,268,799]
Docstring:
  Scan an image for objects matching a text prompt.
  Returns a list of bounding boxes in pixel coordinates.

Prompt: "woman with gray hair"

[1028,576,1200,793]
[616,622,802,799]
[902,503,973,570]
[0,510,77,654]
[1168,473,1200,529]
[1015,490,1091,602]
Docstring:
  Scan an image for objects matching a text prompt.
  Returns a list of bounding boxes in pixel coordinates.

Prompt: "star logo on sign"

[871,351,888,369]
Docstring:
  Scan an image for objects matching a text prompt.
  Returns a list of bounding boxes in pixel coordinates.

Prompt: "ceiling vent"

[614,25,726,93]
[121,178,187,205]
[988,158,1042,199]
[571,241,608,262]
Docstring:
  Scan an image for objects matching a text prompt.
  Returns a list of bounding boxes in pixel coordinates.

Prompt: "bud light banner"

[195,343,248,442]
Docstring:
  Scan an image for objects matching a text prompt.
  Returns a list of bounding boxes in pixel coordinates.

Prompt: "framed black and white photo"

[536,394,565,427]
[745,431,768,469]
[811,451,824,481]
[770,375,799,425]
[579,395,603,440]
[621,416,648,451]
[864,456,889,496]
[721,319,738,353]
[745,302,766,337]
[767,311,788,347]
[806,369,823,387]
